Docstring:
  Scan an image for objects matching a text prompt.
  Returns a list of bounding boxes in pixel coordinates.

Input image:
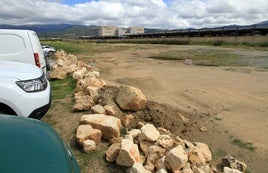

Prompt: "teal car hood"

[0,114,80,173]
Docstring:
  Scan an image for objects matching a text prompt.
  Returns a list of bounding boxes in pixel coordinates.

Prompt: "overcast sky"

[0,0,267,29]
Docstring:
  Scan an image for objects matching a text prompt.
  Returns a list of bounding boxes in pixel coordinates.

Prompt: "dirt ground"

[76,45,268,172]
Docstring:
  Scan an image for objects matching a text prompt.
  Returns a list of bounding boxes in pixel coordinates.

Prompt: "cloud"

[0,0,267,29]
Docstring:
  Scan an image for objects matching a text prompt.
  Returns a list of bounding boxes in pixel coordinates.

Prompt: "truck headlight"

[16,73,47,92]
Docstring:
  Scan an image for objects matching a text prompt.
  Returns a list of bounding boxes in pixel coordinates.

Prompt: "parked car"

[0,29,49,75]
[42,44,56,57]
[0,114,80,173]
[0,60,51,119]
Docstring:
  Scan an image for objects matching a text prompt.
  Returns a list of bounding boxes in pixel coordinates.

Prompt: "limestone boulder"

[54,50,66,59]
[145,145,166,171]
[192,167,206,173]
[181,163,194,173]
[82,139,96,153]
[66,54,78,65]
[91,104,106,114]
[155,156,168,172]
[104,105,116,116]
[73,68,86,80]
[188,151,206,167]
[127,162,151,173]
[73,95,95,111]
[157,135,174,149]
[140,123,160,142]
[85,86,99,100]
[122,114,134,128]
[140,140,154,156]
[164,145,188,172]
[116,85,146,111]
[127,129,141,140]
[194,142,212,162]
[50,66,76,79]
[80,114,122,140]
[80,76,107,89]
[116,139,141,167]
[84,71,100,78]
[106,142,121,162]
[156,168,168,173]
[76,124,102,145]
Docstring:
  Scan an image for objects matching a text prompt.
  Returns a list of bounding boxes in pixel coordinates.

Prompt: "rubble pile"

[50,50,247,173]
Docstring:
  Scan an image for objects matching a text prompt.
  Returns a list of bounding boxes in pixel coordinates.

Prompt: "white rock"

[84,71,100,78]
[140,123,160,142]
[73,68,86,80]
[164,145,188,172]
[91,104,106,114]
[104,105,116,116]
[122,114,135,128]
[116,139,141,167]
[80,114,122,140]
[158,135,174,148]
[194,142,212,162]
[50,66,76,79]
[155,156,167,171]
[105,142,121,162]
[223,167,242,173]
[140,140,154,156]
[76,124,102,145]
[73,95,95,111]
[188,151,206,167]
[82,139,96,153]
[85,86,99,99]
[156,168,168,173]
[116,85,146,111]
[145,145,166,171]
[127,162,151,173]
[127,129,141,139]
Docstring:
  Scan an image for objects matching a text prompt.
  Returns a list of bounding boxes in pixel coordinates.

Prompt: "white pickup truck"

[0,60,51,119]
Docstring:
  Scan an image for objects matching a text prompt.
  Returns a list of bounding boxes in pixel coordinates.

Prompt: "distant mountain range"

[0,20,267,38]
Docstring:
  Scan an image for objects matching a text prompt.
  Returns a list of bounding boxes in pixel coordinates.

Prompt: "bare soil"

[77,45,268,172]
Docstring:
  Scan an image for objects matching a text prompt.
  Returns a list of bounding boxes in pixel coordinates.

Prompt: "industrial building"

[93,26,144,37]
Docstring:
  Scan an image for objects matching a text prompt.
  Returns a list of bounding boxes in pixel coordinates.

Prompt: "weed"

[120,127,127,136]
[232,139,256,151]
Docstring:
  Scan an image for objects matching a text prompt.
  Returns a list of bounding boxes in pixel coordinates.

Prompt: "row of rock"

[51,50,247,173]
[51,50,146,113]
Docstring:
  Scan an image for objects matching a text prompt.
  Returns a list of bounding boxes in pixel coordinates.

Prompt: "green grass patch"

[148,48,241,67]
[148,50,189,60]
[42,40,137,54]
[147,47,268,69]
[50,76,76,100]
[43,41,86,53]
[232,139,256,151]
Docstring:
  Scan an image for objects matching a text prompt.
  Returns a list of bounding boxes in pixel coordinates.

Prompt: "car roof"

[0,114,73,173]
